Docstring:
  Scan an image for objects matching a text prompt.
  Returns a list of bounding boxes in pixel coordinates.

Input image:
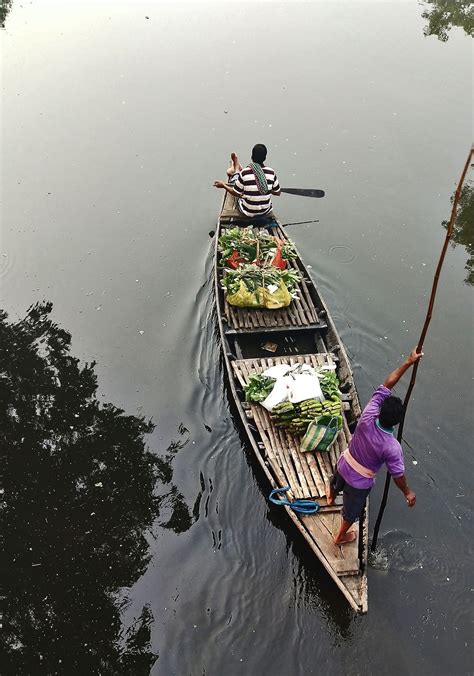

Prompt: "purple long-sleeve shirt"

[337,385,405,489]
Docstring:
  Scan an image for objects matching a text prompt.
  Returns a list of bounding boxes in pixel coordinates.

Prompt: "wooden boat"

[213,187,368,614]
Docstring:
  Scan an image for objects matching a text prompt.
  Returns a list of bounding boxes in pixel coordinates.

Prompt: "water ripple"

[328,244,355,264]
[0,250,13,279]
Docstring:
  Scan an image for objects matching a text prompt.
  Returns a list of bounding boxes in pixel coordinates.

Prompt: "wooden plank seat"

[231,352,359,573]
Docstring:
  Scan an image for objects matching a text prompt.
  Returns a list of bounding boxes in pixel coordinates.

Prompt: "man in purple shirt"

[327,348,422,545]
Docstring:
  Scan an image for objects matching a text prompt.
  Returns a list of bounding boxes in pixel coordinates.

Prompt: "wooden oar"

[208,186,325,237]
[281,219,319,227]
[281,188,325,198]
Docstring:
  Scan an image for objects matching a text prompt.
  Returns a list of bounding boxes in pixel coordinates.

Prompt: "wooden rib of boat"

[213,188,368,614]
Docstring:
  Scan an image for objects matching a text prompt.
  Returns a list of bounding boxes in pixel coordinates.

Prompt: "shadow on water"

[443,180,474,286]
[0,302,172,674]
[421,0,474,41]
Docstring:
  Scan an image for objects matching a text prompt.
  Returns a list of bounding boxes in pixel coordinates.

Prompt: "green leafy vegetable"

[218,227,297,267]
[244,374,276,402]
[221,264,301,296]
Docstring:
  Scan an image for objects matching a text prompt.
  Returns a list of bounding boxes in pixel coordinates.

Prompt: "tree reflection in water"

[421,0,474,41]
[0,0,13,29]
[0,301,190,673]
[443,181,474,286]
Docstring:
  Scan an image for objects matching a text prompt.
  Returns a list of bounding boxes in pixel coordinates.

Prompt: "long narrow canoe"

[213,188,368,613]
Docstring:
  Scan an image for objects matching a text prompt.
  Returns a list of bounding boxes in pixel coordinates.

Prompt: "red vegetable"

[271,240,287,269]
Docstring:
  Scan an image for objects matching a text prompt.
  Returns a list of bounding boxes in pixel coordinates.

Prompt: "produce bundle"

[221,264,301,297]
[244,367,343,439]
[218,227,297,268]
[266,369,343,436]
[271,397,342,435]
[319,370,340,399]
[244,374,276,403]
[218,227,302,308]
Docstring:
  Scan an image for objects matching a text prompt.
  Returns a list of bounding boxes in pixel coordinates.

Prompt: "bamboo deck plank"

[304,452,326,497]
[287,435,311,497]
[329,440,338,473]
[231,362,248,390]
[274,421,303,498]
[299,457,318,497]
[298,277,319,323]
[242,360,301,498]
[250,404,275,459]
[322,451,335,483]
[253,407,279,465]
[315,450,331,487]
[293,437,319,497]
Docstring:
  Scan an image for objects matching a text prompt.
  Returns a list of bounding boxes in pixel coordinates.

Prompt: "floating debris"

[261,341,278,353]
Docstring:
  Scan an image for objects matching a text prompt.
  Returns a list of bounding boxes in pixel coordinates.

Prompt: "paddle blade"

[281,188,325,198]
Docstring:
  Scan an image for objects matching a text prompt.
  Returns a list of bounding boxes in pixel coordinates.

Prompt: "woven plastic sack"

[227,280,291,309]
[261,280,291,308]
[299,415,342,453]
[226,280,261,307]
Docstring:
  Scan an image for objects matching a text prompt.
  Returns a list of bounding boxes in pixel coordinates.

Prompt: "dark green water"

[2,1,473,674]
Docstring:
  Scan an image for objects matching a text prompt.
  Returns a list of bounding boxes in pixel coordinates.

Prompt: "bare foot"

[230,152,242,172]
[334,531,357,545]
[325,481,335,506]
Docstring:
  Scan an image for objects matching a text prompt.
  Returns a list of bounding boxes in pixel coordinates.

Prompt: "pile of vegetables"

[244,368,343,437]
[318,371,340,400]
[218,227,297,268]
[218,228,302,308]
[271,398,342,434]
[221,263,301,297]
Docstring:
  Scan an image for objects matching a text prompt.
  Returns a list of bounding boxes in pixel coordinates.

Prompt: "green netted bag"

[300,415,342,453]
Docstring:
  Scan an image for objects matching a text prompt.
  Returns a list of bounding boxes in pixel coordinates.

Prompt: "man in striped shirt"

[214,144,281,219]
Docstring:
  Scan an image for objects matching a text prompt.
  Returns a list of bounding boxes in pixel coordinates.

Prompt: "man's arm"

[383,348,423,390]
[272,175,281,196]
[393,474,416,507]
[213,180,240,197]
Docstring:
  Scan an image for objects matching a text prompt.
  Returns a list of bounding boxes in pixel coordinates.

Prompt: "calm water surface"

[2,1,473,674]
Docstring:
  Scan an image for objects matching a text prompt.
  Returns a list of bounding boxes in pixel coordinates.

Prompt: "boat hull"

[213,190,368,613]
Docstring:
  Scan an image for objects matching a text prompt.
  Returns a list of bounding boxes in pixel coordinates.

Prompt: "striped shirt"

[232,165,281,217]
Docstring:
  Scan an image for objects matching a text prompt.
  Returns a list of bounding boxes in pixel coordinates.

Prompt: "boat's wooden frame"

[213,189,368,613]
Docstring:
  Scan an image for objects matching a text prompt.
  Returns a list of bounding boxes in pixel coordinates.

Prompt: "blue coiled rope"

[268,486,320,514]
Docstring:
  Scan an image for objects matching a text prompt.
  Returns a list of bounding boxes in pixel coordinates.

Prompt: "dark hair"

[379,396,404,428]
[251,144,267,164]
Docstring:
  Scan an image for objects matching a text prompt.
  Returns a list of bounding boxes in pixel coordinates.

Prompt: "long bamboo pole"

[371,145,474,552]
